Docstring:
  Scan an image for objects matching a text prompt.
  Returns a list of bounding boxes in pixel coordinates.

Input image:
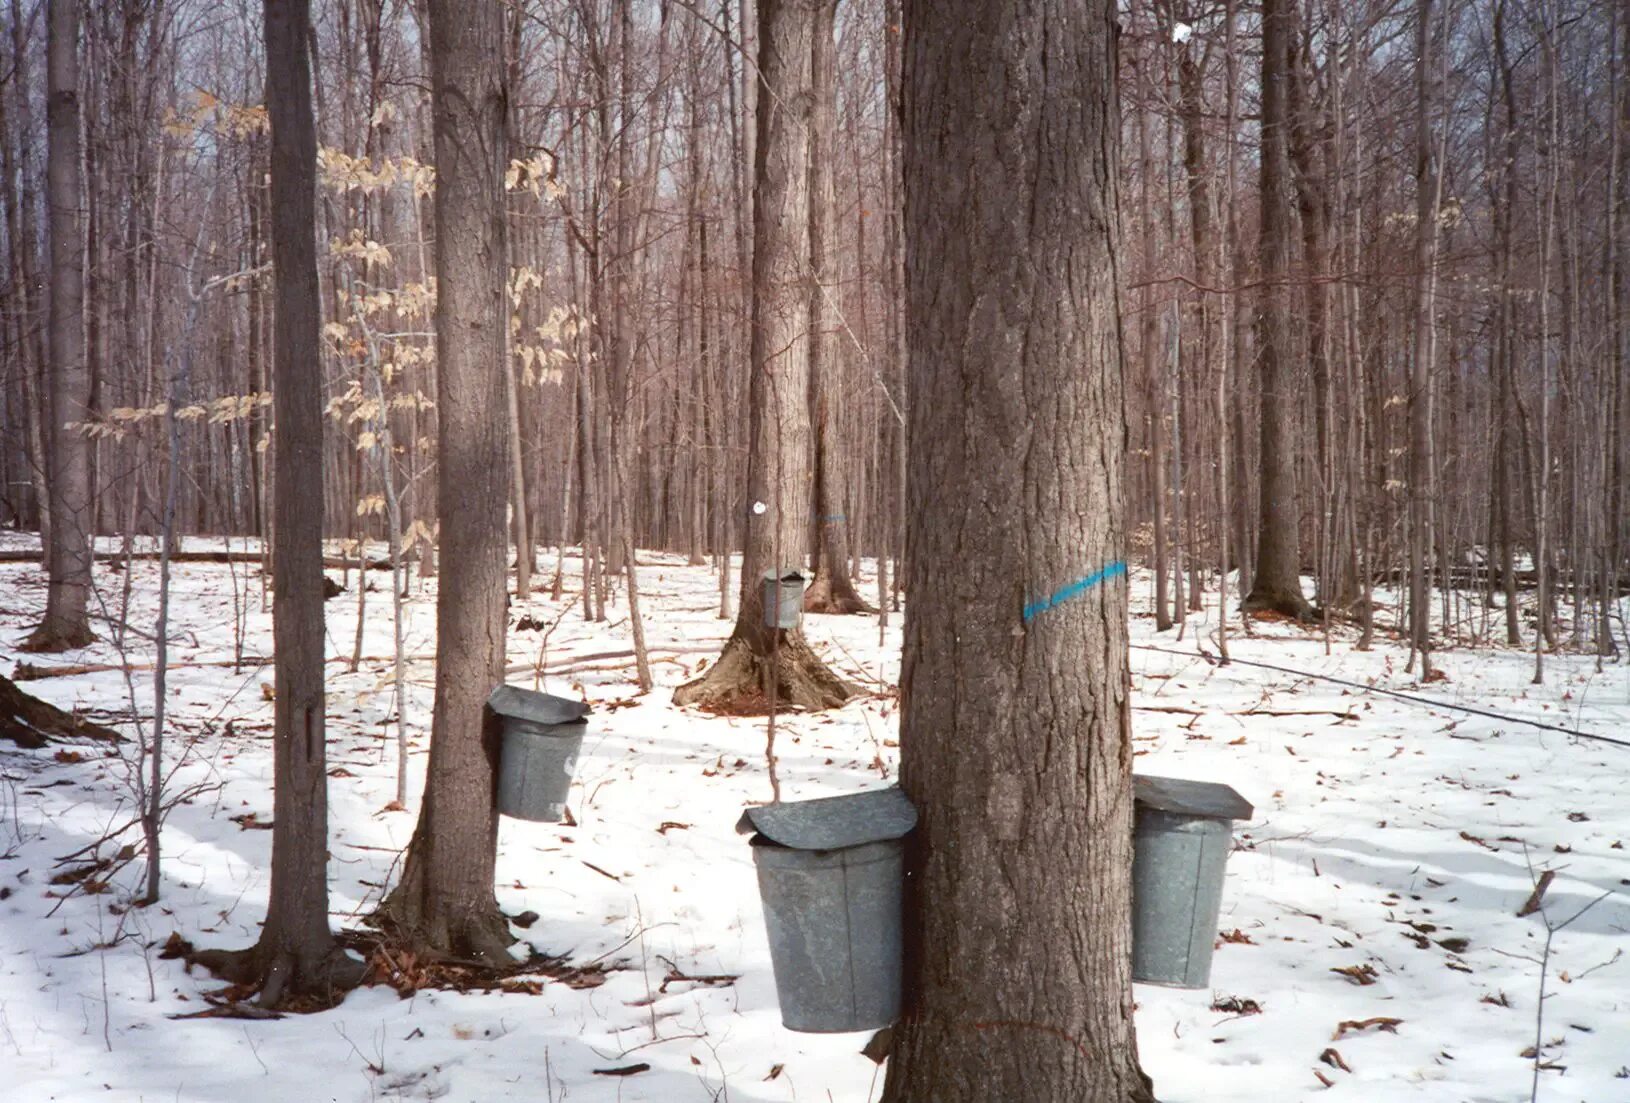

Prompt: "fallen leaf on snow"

[1330,964,1378,986]
[1334,1017,1402,1039]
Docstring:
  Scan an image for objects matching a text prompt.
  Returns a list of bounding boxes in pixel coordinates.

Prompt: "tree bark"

[377,0,514,963]
[803,0,869,616]
[190,0,361,1008]
[1409,0,1440,673]
[1493,0,1522,647]
[673,0,851,713]
[882,0,1152,1098]
[1241,0,1311,620]
[8,0,51,561]
[27,0,94,651]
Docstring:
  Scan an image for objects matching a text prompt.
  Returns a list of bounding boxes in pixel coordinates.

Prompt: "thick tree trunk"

[674,0,851,713]
[882,0,1152,1098]
[28,0,94,651]
[1241,0,1311,620]
[378,0,514,963]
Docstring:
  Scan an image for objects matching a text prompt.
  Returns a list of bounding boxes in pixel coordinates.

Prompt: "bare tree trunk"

[1494,0,1522,647]
[27,0,94,651]
[1241,0,1310,620]
[674,0,850,713]
[379,0,514,963]
[8,0,50,563]
[803,0,869,616]
[1408,0,1441,676]
[883,0,1151,1097]
[1533,6,1560,684]
[1287,24,1337,610]
[506,326,532,597]
[192,0,361,1007]
[0,17,49,551]
[1605,4,1627,658]
[1138,47,1171,632]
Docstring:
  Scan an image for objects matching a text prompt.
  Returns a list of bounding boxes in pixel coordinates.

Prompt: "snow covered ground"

[1,538,1627,1102]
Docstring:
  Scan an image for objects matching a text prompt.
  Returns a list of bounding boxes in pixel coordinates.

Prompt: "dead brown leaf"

[1334,1017,1402,1039]
[1319,1047,1353,1072]
[1330,964,1379,986]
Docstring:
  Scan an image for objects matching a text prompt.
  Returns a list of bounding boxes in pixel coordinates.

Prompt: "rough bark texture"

[1241,0,1312,620]
[28,0,94,651]
[882,1,1152,1099]
[674,0,851,713]
[190,0,362,1008]
[803,0,869,617]
[377,0,514,963]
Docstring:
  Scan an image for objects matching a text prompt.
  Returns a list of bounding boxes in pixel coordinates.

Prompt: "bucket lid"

[763,568,807,584]
[487,684,591,726]
[736,786,917,851]
[1134,773,1253,821]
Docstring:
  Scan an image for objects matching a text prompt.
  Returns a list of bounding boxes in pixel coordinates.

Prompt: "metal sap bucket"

[762,569,807,630]
[738,786,917,1033]
[490,684,590,823]
[1131,774,1254,988]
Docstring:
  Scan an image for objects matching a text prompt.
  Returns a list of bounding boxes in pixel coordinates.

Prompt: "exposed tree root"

[186,940,366,1011]
[372,854,518,967]
[331,927,609,997]
[674,633,854,713]
[19,623,97,653]
[0,673,123,748]
[1241,588,1315,622]
[803,572,875,615]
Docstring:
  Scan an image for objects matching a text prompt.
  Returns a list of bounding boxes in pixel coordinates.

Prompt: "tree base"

[20,622,97,653]
[674,634,854,713]
[188,939,366,1011]
[372,855,518,966]
[1240,586,1314,621]
[803,573,875,615]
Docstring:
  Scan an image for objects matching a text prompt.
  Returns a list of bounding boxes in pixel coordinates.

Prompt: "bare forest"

[1,0,1627,1100]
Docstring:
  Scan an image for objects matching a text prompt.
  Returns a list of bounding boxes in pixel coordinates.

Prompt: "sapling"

[1516,848,1616,1103]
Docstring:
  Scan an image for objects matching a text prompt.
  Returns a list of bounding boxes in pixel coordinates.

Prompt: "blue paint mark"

[819,514,847,522]
[1022,561,1127,622]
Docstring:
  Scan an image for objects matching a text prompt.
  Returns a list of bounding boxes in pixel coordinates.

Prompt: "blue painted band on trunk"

[1022,560,1128,622]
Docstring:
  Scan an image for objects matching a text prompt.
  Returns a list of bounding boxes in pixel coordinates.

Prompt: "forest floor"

[1,534,1627,1103]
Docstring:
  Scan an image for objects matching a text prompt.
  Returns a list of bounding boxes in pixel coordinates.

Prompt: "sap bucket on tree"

[1131,774,1254,988]
[737,786,917,1033]
[490,684,590,823]
[762,569,807,630]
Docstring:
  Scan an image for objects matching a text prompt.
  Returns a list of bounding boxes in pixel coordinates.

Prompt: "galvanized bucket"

[489,684,591,823]
[762,569,806,630]
[738,787,917,1033]
[1131,774,1253,989]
